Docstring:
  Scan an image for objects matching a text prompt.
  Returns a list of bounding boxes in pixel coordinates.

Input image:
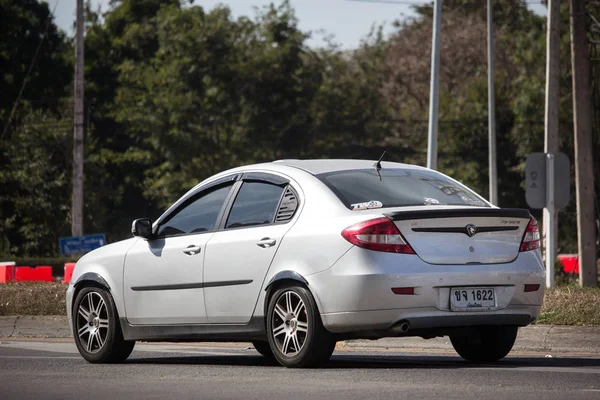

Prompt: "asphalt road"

[1,340,600,400]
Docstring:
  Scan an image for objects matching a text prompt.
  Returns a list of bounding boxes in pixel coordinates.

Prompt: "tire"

[450,325,518,362]
[72,286,135,363]
[266,284,336,368]
[252,341,276,360]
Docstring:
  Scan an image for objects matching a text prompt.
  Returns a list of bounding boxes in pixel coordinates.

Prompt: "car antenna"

[373,151,386,181]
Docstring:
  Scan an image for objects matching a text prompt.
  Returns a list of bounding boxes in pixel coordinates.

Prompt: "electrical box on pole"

[525,152,570,288]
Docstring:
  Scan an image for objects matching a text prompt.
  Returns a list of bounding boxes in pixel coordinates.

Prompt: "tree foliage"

[0,0,597,257]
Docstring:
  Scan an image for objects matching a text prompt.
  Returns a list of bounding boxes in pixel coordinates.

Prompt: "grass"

[0,282,67,316]
[536,285,600,326]
[1,282,599,326]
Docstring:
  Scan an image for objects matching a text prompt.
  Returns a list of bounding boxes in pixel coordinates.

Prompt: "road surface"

[1,340,599,399]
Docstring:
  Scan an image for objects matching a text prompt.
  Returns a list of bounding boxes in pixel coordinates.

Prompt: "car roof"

[271,159,429,175]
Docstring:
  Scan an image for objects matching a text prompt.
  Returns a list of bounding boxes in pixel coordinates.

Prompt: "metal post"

[487,0,497,205]
[426,0,442,171]
[545,154,556,288]
[72,0,85,237]
[543,0,560,286]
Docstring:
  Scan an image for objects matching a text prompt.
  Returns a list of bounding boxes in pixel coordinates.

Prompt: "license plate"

[450,287,496,310]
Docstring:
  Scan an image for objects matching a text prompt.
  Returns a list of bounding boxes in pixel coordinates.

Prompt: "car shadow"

[126,353,600,370]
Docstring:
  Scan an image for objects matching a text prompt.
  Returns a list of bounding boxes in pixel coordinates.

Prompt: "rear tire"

[72,286,135,363]
[450,325,518,362]
[266,284,336,368]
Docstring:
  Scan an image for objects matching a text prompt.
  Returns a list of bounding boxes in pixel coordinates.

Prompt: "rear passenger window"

[226,182,284,229]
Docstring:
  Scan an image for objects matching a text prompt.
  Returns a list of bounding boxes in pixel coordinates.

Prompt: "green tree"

[0,0,71,256]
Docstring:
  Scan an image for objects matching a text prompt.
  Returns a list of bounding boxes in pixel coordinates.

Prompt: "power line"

[1,0,60,139]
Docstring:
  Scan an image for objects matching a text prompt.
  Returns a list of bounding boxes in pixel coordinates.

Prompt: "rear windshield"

[317,168,489,210]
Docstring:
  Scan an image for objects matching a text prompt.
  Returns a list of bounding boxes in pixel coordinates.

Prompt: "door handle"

[183,245,202,255]
[256,237,276,248]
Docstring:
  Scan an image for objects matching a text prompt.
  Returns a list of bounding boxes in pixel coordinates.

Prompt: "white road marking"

[470,366,600,375]
[0,356,80,359]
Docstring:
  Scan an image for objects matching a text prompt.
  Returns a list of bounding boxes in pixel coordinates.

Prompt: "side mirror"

[132,218,154,239]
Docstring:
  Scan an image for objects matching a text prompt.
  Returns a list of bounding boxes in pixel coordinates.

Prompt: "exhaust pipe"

[397,320,410,333]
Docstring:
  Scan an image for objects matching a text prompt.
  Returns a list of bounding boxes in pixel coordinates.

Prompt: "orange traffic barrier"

[62,262,76,284]
[0,265,13,283]
[14,266,54,282]
[34,266,53,282]
[558,254,579,274]
[15,266,33,282]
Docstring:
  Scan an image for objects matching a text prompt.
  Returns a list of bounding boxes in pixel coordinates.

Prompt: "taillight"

[520,217,540,252]
[341,217,415,254]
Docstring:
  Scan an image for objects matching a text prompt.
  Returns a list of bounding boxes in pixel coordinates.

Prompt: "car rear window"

[317,168,488,210]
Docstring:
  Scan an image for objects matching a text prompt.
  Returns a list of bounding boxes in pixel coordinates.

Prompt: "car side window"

[157,184,233,237]
[225,181,284,229]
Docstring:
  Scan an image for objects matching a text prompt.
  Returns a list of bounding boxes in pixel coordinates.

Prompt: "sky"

[52,0,547,50]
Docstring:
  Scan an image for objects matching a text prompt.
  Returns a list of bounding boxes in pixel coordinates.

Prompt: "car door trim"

[119,316,266,342]
[131,279,253,292]
[242,172,289,186]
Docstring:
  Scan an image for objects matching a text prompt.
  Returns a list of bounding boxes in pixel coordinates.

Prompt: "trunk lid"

[385,207,532,265]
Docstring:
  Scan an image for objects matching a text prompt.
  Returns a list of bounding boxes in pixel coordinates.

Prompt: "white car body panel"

[66,238,138,330]
[204,223,291,323]
[66,159,545,343]
[123,232,215,324]
[395,215,527,264]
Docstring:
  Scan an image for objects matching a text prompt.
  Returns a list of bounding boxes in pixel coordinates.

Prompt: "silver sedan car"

[66,159,545,367]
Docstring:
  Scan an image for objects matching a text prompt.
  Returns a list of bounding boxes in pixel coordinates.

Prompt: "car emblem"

[466,224,478,237]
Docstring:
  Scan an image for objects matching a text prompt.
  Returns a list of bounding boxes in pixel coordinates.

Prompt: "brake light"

[341,217,415,254]
[520,217,540,252]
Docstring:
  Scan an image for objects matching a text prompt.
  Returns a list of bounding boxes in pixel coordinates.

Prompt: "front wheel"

[72,286,135,363]
[266,285,336,368]
[450,325,518,362]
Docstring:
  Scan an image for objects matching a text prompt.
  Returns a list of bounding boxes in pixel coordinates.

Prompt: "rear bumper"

[306,247,545,335]
[321,305,539,334]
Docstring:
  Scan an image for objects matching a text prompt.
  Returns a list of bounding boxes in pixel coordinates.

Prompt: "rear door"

[203,173,299,323]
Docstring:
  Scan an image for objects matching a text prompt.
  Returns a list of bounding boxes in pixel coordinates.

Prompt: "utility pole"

[543,0,561,288]
[426,0,442,171]
[72,0,85,237]
[570,0,598,287]
[487,0,497,205]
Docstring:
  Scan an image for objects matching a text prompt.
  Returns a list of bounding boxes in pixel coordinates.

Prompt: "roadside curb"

[1,316,599,354]
[0,316,72,339]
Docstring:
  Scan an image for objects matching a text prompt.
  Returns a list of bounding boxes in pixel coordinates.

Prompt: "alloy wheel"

[76,291,109,353]
[271,291,308,356]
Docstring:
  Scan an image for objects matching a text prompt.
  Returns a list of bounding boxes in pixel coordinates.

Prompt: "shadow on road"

[127,353,600,369]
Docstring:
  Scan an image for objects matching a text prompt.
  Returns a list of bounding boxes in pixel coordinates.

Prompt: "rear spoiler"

[385,208,532,221]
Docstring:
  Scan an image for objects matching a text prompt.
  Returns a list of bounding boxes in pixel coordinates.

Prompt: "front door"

[123,183,234,325]
[203,180,297,323]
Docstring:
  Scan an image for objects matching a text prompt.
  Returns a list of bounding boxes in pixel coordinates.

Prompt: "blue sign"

[59,234,107,256]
